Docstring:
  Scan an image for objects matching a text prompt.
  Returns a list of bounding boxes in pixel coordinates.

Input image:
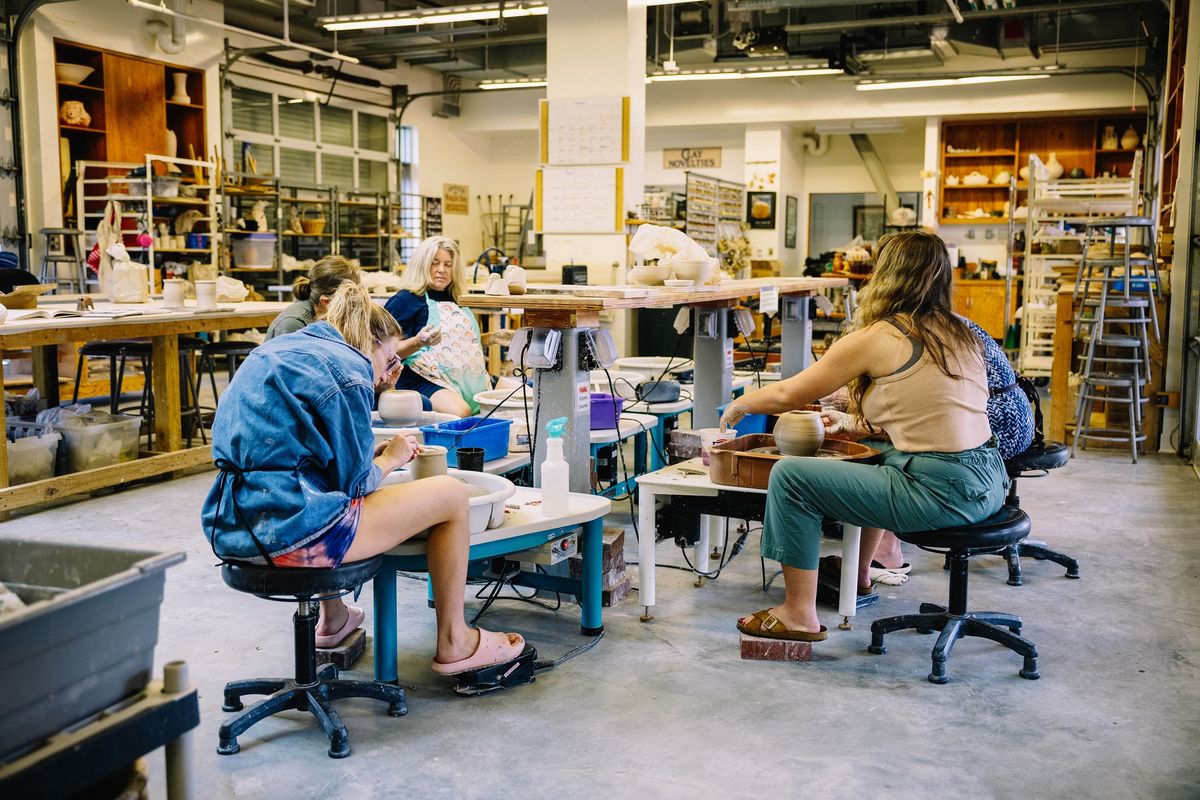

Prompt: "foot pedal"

[815,572,879,609]
[452,643,539,697]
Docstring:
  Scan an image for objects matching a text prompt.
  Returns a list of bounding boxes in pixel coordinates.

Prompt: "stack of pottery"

[377,390,423,426]
[772,410,825,457]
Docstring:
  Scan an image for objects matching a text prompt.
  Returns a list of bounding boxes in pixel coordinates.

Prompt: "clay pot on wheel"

[378,389,423,426]
[772,410,825,457]
[411,445,448,480]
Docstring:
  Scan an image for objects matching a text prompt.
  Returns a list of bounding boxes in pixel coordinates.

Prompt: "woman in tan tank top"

[720,231,1008,642]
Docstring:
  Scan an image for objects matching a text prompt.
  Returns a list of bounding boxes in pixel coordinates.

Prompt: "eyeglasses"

[376,340,403,377]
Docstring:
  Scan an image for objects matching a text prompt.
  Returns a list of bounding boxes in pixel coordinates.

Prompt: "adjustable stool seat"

[217,556,406,759]
[869,505,1040,684]
[1000,441,1078,585]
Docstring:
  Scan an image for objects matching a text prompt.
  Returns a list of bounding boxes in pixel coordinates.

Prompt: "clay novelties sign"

[663,147,722,170]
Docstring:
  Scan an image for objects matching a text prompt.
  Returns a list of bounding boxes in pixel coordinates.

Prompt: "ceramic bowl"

[56,63,94,84]
[670,258,715,284]
[377,389,423,426]
[664,278,694,288]
[627,264,672,286]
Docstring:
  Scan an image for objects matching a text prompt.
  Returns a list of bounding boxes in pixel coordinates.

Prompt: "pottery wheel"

[770,447,847,459]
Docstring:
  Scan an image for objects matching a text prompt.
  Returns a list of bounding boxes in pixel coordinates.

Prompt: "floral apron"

[404,296,489,414]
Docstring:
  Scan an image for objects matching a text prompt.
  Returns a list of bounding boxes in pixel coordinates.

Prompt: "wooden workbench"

[0,301,286,514]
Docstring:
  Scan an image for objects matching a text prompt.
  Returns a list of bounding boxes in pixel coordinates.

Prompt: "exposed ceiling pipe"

[800,132,829,157]
[782,0,1160,35]
[849,133,899,215]
[147,0,186,55]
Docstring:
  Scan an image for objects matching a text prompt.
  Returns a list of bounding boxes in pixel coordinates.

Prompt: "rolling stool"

[869,505,1039,684]
[195,340,257,407]
[1000,441,1077,585]
[120,337,207,446]
[72,341,136,414]
[217,556,407,758]
[38,228,87,293]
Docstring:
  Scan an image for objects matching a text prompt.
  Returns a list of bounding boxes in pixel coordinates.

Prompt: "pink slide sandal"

[315,604,364,649]
[431,629,526,676]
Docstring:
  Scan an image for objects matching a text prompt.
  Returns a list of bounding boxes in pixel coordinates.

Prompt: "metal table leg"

[533,328,591,493]
[691,308,732,429]
[580,517,604,635]
[781,295,814,378]
[373,564,399,683]
[637,483,657,621]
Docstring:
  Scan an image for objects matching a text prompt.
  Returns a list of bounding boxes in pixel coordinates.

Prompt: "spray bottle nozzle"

[545,417,567,438]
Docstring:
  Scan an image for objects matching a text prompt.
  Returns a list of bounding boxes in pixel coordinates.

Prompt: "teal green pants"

[762,441,1009,570]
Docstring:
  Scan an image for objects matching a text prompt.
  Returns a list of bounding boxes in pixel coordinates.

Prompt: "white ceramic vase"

[772,410,825,457]
[170,72,191,105]
[377,389,422,426]
[1120,126,1140,150]
[1045,152,1064,180]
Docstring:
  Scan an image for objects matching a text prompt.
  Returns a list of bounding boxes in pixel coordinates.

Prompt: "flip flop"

[819,555,873,596]
[736,609,828,642]
[869,566,910,586]
[315,603,364,649]
[432,629,526,676]
[871,559,912,575]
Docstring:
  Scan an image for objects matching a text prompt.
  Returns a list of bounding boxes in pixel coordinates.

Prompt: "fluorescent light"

[320,2,548,31]
[813,120,906,134]
[127,0,359,63]
[647,66,841,83]
[856,74,1050,91]
[478,78,548,91]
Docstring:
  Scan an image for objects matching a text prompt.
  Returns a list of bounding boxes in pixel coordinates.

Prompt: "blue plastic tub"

[716,402,775,435]
[419,417,512,466]
[590,392,624,430]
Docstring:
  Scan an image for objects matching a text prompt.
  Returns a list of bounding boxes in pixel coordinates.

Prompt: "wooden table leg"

[30,345,61,408]
[1049,290,1074,443]
[152,334,182,452]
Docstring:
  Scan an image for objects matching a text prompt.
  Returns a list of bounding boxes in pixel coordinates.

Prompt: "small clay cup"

[455,447,485,471]
[411,445,448,480]
[772,410,825,457]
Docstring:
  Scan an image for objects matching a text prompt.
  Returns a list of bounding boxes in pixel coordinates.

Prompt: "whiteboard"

[537,166,622,234]
[541,97,628,165]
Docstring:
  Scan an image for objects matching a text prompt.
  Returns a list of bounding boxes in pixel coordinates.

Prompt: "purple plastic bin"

[590,392,624,430]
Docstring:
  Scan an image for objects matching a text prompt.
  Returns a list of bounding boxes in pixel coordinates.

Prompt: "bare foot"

[739,605,823,634]
[316,601,348,638]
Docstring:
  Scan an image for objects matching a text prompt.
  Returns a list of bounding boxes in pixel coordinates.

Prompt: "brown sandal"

[736,609,828,642]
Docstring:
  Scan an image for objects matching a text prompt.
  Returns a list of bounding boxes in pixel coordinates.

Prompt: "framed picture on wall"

[853,204,886,242]
[784,195,798,248]
[747,191,776,229]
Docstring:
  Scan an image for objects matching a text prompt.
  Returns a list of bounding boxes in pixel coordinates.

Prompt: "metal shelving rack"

[221,172,282,288]
[144,154,218,291]
[336,189,385,271]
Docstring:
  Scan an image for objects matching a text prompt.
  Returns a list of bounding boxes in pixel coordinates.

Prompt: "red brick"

[602,576,633,607]
[739,633,813,662]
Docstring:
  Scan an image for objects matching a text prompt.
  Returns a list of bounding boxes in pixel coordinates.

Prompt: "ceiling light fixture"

[855,74,1050,91]
[477,78,549,91]
[320,2,548,32]
[127,0,360,64]
[647,66,841,83]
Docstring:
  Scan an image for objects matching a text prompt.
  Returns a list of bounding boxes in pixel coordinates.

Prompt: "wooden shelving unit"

[938,113,1146,227]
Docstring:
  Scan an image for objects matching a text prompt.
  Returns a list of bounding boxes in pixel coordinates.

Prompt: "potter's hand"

[377,433,419,472]
[719,402,749,432]
[417,325,441,347]
[820,409,858,436]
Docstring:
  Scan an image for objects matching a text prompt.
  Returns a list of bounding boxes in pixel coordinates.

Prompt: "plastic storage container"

[589,392,624,430]
[230,233,277,268]
[6,418,61,484]
[0,539,185,760]
[53,413,142,473]
[419,417,512,467]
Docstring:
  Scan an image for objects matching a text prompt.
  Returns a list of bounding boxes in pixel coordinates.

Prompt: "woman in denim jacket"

[203,282,524,675]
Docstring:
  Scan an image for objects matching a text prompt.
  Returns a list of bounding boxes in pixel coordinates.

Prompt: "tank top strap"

[883,318,924,375]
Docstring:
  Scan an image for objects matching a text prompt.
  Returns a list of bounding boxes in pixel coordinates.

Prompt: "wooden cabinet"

[952,280,1015,339]
[939,112,1146,226]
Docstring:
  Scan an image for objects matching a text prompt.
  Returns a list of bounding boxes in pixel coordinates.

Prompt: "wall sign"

[423,196,443,235]
[662,147,722,170]
[784,195,798,249]
[443,183,469,215]
[747,191,776,229]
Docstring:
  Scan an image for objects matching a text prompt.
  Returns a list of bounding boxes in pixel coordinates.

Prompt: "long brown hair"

[326,282,401,354]
[292,255,361,303]
[847,230,981,419]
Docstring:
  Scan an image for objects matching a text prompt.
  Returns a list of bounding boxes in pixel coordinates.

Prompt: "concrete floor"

[3,447,1198,799]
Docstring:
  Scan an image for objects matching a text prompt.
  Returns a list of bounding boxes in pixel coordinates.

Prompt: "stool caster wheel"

[1006,576,1024,587]
[1020,656,1040,680]
[217,738,240,756]
[328,735,351,759]
[1065,568,1080,579]
[222,698,243,712]
[867,643,886,655]
[928,663,950,685]
[927,672,950,685]
[915,627,935,635]
[388,700,408,717]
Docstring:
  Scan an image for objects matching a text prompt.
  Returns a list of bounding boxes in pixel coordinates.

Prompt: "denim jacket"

[201,322,382,563]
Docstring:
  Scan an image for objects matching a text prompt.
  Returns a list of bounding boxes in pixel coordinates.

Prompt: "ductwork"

[800,132,829,157]
[147,0,186,55]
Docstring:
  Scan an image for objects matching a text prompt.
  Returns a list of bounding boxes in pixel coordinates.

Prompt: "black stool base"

[869,603,1039,684]
[219,663,407,759]
[1003,540,1081,586]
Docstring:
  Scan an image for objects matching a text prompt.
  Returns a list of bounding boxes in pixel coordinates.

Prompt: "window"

[359,113,388,152]
[231,87,272,134]
[397,125,420,260]
[321,105,354,148]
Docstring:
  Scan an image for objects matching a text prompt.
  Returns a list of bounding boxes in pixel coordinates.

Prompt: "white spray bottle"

[540,417,569,517]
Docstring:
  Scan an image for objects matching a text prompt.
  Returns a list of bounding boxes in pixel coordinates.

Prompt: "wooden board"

[103,53,166,164]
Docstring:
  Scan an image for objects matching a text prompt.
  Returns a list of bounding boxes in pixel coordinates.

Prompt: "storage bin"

[420,417,512,467]
[7,432,60,484]
[53,412,142,473]
[0,539,185,760]
[230,233,277,268]
[590,392,624,430]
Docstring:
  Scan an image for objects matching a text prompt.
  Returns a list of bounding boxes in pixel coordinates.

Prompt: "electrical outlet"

[1152,391,1180,408]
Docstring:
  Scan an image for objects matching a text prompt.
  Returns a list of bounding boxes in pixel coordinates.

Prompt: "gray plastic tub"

[0,540,185,761]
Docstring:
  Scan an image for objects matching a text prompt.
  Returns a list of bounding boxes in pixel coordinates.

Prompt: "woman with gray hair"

[384,236,487,417]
